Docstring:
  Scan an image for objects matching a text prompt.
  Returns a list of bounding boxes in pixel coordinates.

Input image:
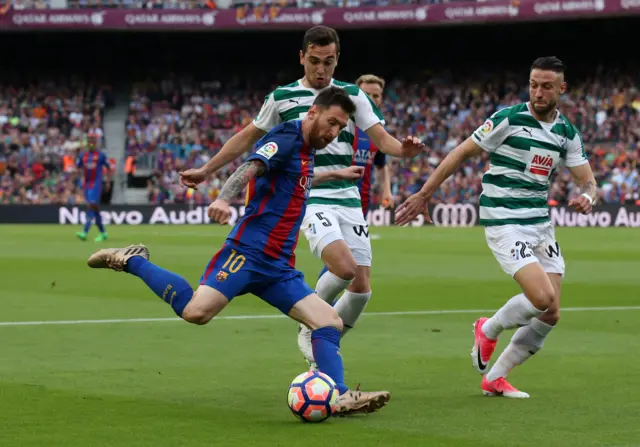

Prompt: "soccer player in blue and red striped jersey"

[76,133,111,242]
[86,87,391,416]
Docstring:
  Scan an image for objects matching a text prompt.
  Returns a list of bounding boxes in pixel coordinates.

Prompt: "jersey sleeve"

[471,113,511,153]
[373,150,386,168]
[352,87,385,132]
[246,130,295,173]
[100,153,110,169]
[564,131,589,168]
[253,92,281,132]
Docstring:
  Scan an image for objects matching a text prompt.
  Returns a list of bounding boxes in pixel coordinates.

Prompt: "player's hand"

[208,199,231,225]
[400,136,425,159]
[179,168,208,190]
[381,191,394,209]
[568,194,593,215]
[335,166,365,181]
[395,193,431,226]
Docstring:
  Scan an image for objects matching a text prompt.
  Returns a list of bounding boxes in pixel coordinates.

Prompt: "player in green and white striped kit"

[178,26,424,369]
[395,57,598,399]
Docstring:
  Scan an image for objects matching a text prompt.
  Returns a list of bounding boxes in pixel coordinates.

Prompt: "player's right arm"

[180,92,280,189]
[395,111,511,226]
[208,160,266,225]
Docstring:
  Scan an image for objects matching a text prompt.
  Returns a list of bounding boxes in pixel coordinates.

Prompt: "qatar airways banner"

[1,204,640,228]
[0,0,638,30]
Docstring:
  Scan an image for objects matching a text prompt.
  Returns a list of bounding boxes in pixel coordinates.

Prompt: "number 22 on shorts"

[222,249,246,273]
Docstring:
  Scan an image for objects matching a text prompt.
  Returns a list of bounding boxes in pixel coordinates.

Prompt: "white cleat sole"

[482,390,530,398]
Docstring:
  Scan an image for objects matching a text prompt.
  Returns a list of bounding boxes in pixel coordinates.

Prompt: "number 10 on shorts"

[222,249,246,273]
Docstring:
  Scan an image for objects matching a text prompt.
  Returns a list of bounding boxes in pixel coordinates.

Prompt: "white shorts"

[485,221,565,278]
[301,204,372,267]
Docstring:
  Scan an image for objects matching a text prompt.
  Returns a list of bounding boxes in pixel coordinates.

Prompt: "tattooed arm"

[568,163,598,215]
[208,160,266,224]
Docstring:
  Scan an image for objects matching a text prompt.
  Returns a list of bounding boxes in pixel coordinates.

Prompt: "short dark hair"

[302,26,340,55]
[531,56,565,74]
[313,86,356,116]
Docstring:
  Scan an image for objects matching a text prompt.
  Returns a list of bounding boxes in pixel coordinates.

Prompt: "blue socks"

[125,256,193,317]
[312,326,348,395]
[83,210,94,233]
[95,211,105,233]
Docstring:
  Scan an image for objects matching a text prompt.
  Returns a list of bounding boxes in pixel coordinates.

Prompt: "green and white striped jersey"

[253,78,385,208]
[472,102,589,227]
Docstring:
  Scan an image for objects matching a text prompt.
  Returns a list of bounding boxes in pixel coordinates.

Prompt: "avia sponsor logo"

[124,12,217,26]
[444,3,518,20]
[529,154,553,176]
[621,0,640,9]
[343,6,428,23]
[533,0,606,15]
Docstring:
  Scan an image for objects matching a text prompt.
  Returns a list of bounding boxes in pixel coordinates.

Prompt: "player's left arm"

[209,160,266,224]
[366,124,423,159]
[312,166,364,186]
[566,133,597,214]
[349,87,424,159]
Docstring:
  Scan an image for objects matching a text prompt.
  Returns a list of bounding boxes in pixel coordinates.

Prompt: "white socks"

[333,291,371,337]
[315,271,352,305]
[486,318,554,382]
[482,293,546,340]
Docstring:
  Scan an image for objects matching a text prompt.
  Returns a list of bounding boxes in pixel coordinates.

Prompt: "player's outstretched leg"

[93,207,108,242]
[297,240,355,369]
[289,293,390,416]
[87,245,229,322]
[482,273,561,398]
[471,263,556,374]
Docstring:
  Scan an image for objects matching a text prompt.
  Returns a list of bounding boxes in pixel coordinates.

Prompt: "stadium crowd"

[127,72,640,208]
[1,71,638,207]
[0,78,113,205]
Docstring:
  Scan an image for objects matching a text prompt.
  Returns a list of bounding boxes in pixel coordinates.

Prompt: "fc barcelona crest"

[216,271,228,282]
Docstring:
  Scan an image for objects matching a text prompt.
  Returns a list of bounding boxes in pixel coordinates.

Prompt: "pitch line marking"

[0,306,638,327]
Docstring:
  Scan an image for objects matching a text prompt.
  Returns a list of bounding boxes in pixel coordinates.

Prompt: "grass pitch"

[1,225,639,446]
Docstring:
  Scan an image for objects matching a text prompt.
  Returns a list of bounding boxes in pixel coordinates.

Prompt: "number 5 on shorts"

[222,249,246,273]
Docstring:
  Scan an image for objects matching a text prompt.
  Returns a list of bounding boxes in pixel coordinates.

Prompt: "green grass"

[1,225,639,446]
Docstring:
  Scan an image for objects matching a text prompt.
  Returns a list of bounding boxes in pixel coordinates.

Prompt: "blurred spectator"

[0,78,113,204]
[126,70,639,207]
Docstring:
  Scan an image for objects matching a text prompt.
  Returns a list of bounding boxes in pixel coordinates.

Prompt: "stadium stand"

[122,71,640,207]
[0,78,115,204]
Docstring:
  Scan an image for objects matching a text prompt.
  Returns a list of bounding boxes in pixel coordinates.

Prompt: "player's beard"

[532,99,557,117]
[309,121,330,149]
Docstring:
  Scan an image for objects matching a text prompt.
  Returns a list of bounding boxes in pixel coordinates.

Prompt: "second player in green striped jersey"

[471,101,588,226]
[395,56,597,399]
[253,78,384,208]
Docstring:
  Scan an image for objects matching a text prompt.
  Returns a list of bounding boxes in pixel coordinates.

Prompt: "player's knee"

[181,306,214,325]
[309,307,344,332]
[526,284,556,310]
[331,260,357,282]
[539,308,560,326]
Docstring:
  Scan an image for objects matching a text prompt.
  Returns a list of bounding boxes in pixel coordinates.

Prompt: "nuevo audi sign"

[430,204,478,227]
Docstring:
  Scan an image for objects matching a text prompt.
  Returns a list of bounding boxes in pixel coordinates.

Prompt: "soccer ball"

[287,370,339,423]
